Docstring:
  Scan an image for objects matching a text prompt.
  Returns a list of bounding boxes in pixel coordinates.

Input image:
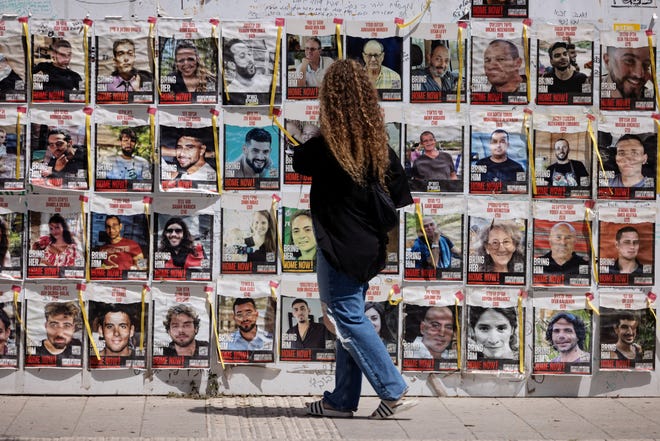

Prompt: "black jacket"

[293,136,412,282]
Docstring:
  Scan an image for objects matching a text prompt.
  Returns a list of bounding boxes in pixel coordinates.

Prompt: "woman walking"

[293,59,415,419]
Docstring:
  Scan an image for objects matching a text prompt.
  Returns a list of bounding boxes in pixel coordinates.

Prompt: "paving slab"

[433,398,543,440]
[0,395,28,429]
[141,396,208,438]
[3,396,87,438]
[558,397,660,440]
[72,396,146,438]
[208,396,342,441]
[0,395,658,441]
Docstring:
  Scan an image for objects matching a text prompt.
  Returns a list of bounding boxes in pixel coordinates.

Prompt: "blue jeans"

[316,250,407,412]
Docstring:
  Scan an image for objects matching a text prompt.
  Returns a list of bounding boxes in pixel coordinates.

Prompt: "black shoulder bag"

[368,179,399,233]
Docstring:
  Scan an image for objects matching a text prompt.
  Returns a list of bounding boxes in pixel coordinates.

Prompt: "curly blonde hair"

[318,59,389,187]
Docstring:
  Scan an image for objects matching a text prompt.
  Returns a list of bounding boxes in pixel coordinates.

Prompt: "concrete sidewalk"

[0,395,658,440]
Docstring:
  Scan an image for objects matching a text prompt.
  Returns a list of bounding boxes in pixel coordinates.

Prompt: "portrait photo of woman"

[364,301,396,350]
[166,39,217,94]
[221,206,277,274]
[243,210,277,264]
[468,217,526,286]
[468,306,519,360]
[31,213,83,268]
[476,220,525,273]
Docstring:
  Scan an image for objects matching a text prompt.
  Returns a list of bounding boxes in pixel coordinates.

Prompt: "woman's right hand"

[33,236,50,250]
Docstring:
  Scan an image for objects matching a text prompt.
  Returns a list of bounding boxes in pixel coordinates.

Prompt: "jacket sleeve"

[386,147,413,208]
[292,136,323,177]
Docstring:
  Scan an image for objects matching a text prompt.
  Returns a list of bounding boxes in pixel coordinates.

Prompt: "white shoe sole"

[369,398,419,419]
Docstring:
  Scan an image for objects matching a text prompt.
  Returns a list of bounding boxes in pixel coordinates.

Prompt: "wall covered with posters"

[0,0,658,397]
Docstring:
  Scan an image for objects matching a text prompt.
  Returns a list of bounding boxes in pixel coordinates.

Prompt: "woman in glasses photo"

[475,220,525,274]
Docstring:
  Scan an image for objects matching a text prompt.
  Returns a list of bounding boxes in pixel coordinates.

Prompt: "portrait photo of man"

[162,304,209,357]
[611,312,643,361]
[410,216,461,271]
[97,127,152,187]
[91,214,148,278]
[92,303,138,359]
[226,298,273,351]
[539,222,589,276]
[485,39,524,93]
[534,307,595,374]
[160,127,217,190]
[544,311,591,364]
[471,32,529,105]
[414,43,458,93]
[471,129,526,192]
[410,39,462,102]
[222,38,274,96]
[98,38,153,94]
[31,301,82,359]
[224,124,279,190]
[597,128,657,199]
[346,36,402,100]
[290,36,335,89]
[30,127,88,189]
[539,41,588,95]
[598,221,653,286]
[542,138,589,187]
[151,292,210,368]
[32,38,83,93]
[408,131,458,192]
[405,306,456,360]
[282,298,327,350]
[600,307,655,370]
[607,226,644,275]
[227,128,276,179]
[607,134,654,189]
[361,39,401,90]
[601,44,654,106]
